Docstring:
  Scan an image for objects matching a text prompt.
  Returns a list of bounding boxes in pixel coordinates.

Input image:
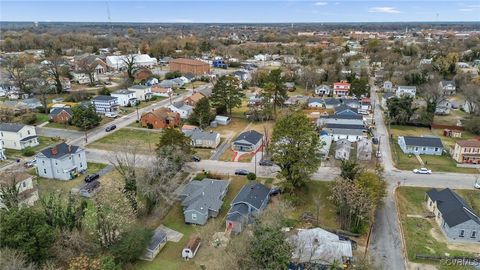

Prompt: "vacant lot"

[88,128,160,153]
[396,187,479,270]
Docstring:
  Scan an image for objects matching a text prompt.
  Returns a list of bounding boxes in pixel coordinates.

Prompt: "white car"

[413,168,432,174]
[474,182,480,189]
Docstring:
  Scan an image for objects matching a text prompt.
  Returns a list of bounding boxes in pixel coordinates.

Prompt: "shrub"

[247,173,257,181]
[21,113,37,125]
[109,227,153,263]
[22,147,35,157]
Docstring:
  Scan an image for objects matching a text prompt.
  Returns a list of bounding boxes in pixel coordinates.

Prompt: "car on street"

[259,159,274,166]
[24,159,36,168]
[84,173,100,183]
[413,168,432,174]
[105,124,117,132]
[474,182,480,189]
[234,169,251,176]
[191,155,201,162]
[105,112,118,118]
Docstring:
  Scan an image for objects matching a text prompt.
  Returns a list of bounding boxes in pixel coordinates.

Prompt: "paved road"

[36,127,84,141]
[68,84,211,147]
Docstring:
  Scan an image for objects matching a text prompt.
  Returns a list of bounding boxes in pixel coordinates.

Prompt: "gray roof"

[335,105,359,115]
[49,107,73,117]
[128,85,150,90]
[185,129,219,142]
[231,183,270,210]
[234,130,263,145]
[440,80,456,87]
[0,123,26,132]
[426,188,480,227]
[147,229,167,251]
[324,98,341,106]
[179,179,229,215]
[308,97,324,104]
[383,92,395,99]
[39,143,80,159]
[93,95,117,101]
[328,128,366,136]
[320,114,363,120]
[325,123,366,130]
[112,89,135,95]
[403,136,443,148]
[172,101,193,111]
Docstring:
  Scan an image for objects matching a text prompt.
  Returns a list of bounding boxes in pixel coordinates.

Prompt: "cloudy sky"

[1,0,479,23]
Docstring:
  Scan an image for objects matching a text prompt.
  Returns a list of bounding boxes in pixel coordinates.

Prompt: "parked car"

[84,173,100,183]
[234,169,251,176]
[191,155,201,162]
[259,159,274,166]
[413,168,432,174]
[24,159,36,168]
[105,112,118,118]
[105,124,116,132]
[372,137,379,144]
[474,181,480,189]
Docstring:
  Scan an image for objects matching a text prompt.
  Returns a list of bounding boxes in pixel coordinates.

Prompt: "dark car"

[372,137,379,144]
[269,187,282,196]
[105,124,117,132]
[234,169,250,176]
[259,159,274,166]
[84,173,100,183]
[191,155,201,162]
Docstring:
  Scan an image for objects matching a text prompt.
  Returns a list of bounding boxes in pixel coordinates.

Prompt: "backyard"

[396,187,480,270]
[4,136,63,158]
[87,128,161,153]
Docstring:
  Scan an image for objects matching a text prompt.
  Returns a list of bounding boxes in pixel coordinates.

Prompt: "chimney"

[51,146,57,156]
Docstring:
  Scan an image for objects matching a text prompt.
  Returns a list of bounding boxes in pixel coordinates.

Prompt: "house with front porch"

[232,130,264,152]
[36,143,87,181]
[111,90,138,106]
[0,123,39,150]
[128,85,152,101]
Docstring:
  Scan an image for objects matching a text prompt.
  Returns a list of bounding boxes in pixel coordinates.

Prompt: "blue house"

[398,136,444,155]
[226,183,270,234]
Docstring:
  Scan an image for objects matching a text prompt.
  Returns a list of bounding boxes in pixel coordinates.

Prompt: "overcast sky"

[1,1,480,23]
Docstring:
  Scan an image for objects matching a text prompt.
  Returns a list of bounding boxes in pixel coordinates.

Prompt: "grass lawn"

[238,152,254,162]
[219,148,235,162]
[35,113,49,124]
[396,187,479,269]
[120,97,167,114]
[5,136,63,158]
[389,138,478,174]
[44,122,82,131]
[88,128,160,153]
[35,162,107,195]
[136,175,248,270]
[194,148,214,160]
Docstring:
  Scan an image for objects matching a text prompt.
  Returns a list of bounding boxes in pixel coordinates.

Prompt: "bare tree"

[43,52,68,94]
[0,248,36,270]
[76,57,97,86]
[1,55,35,93]
[122,54,137,82]
[463,84,480,115]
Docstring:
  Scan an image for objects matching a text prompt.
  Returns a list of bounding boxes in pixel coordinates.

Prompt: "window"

[472,231,477,238]
[27,130,30,135]
[423,147,426,151]
[434,147,438,151]
[192,213,197,220]
[22,182,26,188]
[459,230,465,237]
[43,169,47,174]
[415,147,418,151]
[78,154,80,158]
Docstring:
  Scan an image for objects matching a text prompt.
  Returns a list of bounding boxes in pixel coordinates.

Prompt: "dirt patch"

[429,227,480,253]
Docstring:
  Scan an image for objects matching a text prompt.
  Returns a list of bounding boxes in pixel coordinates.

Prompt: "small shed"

[182,235,201,260]
[140,229,167,261]
[215,115,231,125]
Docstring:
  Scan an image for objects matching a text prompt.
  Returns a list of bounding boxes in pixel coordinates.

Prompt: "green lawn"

[35,162,107,195]
[4,136,63,158]
[44,122,82,131]
[87,128,161,153]
[135,176,248,270]
[35,113,49,124]
[396,187,479,269]
[119,97,167,114]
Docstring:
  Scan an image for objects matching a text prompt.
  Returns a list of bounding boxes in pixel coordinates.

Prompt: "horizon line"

[2,20,480,24]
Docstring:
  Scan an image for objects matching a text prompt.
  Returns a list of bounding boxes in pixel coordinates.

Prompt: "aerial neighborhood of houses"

[0,19,479,270]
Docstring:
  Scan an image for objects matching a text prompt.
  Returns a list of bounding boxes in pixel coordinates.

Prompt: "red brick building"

[140,108,180,129]
[48,107,73,123]
[169,58,210,75]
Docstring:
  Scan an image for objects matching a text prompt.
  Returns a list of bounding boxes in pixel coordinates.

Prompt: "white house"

[0,171,39,209]
[315,85,331,96]
[439,80,456,96]
[128,85,152,101]
[91,95,119,115]
[111,90,138,106]
[168,101,193,119]
[383,81,393,92]
[106,54,157,71]
[396,86,416,98]
[36,143,87,181]
[0,123,39,150]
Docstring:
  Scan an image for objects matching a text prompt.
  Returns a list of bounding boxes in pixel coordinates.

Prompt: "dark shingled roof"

[49,107,73,117]
[92,95,117,101]
[426,188,480,227]
[320,114,363,120]
[39,143,80,159]
[0,123,26,132]
[325,123,366,130]
[403,136,443,148]
[234,130,263,145]
[231,183,270,210]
